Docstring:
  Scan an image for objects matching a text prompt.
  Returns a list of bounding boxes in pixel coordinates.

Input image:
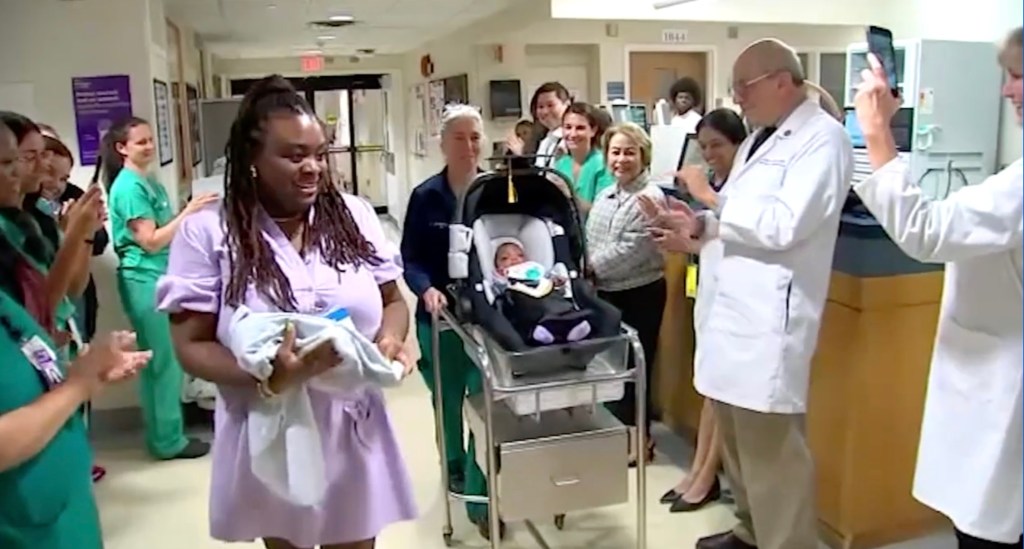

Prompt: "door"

[232,74,390,213]
[628,51,709,119]
[350,89,388,210]
[313,89,355,194]
[312,88,388,210]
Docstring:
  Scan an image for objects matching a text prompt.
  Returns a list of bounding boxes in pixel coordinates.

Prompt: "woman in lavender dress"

[155,75,417,549]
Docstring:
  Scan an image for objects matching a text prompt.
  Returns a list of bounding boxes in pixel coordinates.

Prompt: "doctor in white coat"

[670,39,853,549]
[852,28,1023,549]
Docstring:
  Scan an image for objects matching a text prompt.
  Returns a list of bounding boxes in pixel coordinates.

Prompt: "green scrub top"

[553,149,615,204]
[108,168,174,282]
[0,291,102,549]
[0,210,76,332]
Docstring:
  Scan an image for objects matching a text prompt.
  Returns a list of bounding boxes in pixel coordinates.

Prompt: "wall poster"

[186,84,202,167]
[427,80,445,137]
[152,79,173,166]
[71,74,133,166]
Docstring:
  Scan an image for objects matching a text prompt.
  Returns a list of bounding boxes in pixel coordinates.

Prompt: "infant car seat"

[447,167,621,376]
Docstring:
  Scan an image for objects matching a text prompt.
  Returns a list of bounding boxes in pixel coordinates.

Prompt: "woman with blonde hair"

[586,122,666,466]
[853,27,1023,549]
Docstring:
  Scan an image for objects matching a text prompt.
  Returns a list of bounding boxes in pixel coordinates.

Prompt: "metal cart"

[430,308,648,549]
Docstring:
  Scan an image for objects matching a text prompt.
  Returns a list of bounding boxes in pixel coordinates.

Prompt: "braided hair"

[223,75,381,311]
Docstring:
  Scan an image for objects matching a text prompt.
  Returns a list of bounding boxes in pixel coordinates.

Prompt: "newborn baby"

[492,238,592,345]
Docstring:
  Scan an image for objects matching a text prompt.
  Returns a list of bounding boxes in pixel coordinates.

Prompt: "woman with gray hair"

[853,28,1023,549]
[400,104,504,541]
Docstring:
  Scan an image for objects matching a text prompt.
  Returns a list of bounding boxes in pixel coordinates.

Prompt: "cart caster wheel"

[443,532,453,546]
[554,514,566,530]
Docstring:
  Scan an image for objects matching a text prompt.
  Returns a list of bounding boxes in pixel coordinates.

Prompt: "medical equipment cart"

[430,308,649,549]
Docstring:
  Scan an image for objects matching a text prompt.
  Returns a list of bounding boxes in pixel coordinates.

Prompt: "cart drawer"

[464,396,628,521]
[500,429,627,520]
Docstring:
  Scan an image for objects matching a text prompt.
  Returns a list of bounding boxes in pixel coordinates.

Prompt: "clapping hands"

[68,331,151,397]
[638,195,704,254]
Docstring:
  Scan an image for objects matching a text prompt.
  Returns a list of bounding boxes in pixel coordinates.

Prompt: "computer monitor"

[844,107,913,152]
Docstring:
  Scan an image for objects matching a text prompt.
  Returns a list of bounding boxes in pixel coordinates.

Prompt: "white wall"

[396,0,867,190]
[552,0,901,26]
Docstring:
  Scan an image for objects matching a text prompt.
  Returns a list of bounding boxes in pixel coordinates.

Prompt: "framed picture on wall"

[152,79,174,167]
[186,84,202,167]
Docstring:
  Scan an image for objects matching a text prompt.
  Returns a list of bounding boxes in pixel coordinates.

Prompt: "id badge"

[21,335,64,389]
[685,263,699,299]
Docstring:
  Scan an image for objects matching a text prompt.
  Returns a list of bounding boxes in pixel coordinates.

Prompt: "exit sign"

[301,54,325,72]
[661,29,688,44]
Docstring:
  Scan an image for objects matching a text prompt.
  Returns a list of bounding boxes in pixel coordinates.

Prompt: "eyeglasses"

[728,71,777,97]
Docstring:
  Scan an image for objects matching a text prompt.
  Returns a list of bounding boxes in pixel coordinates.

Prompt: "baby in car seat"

[492,238,593,345]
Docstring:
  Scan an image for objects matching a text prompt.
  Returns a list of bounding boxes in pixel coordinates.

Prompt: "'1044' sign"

[661,29,689,44]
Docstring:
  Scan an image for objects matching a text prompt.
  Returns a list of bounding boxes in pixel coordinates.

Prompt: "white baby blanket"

[228,305,405,507]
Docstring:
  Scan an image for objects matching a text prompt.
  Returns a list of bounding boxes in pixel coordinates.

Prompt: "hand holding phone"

[865,25,900,98]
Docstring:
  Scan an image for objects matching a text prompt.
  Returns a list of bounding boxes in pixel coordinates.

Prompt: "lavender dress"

[155,195,417,546]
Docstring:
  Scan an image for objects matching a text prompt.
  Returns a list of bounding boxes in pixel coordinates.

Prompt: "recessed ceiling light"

[317,35,336,41]
[328,14,354,22]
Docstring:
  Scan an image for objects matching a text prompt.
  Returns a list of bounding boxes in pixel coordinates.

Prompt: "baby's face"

[495,243,526,275]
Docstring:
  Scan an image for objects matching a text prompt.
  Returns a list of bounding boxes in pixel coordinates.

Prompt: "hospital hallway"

[88,220,957,549]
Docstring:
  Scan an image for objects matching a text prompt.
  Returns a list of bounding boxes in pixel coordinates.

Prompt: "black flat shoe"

[695,531,756,549]
[671,478,721,513]
[660,488,683,504]
[165,438,210,460]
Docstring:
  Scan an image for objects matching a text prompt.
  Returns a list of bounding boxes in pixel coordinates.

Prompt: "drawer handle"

[551,476,580,487]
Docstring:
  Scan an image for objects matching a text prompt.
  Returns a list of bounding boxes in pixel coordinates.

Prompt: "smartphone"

[866,25,900,97]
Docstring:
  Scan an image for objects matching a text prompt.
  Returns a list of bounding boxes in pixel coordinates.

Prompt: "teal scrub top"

[553,149,615,204]
[107,168,174,282]
[0,290,101,549]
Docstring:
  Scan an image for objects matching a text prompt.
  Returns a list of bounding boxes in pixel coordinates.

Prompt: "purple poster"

[71,75,133,165]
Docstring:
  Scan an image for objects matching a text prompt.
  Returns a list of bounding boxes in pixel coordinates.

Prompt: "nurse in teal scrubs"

[0,261,150,548]
[0,112,98,356]
[102,116,217,460]
[553,102,615,214]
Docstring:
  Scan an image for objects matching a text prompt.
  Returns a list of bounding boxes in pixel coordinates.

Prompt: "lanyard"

[0,306,63,391]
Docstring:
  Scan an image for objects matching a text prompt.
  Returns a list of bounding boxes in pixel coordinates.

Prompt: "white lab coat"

[853,157,1024,543]
[671,110,702,134]
[694,99,853,414]
[535,127,564,168]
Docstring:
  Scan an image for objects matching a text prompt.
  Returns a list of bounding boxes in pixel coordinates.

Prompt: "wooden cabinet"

[809,271,947,548]
[653,253,701,434]
[654,263,949,548]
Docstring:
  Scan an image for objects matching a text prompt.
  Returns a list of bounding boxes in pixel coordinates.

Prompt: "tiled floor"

[89,218,955,548]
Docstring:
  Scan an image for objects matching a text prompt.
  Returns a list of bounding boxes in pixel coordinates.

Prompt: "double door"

[230,74,392,213]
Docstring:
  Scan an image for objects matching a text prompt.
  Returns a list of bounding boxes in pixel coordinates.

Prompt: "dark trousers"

[957,530,1024,549]
[598,278,666,432]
